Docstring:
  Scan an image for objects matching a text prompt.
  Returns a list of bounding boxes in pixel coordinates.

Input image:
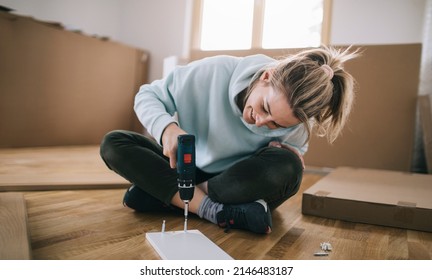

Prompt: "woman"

[100,46,358,234]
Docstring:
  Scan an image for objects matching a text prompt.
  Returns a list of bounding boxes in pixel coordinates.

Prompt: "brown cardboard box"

[191,44,422,172]
[302,167,432,232]
[419,94,432,173]
[0,11,148,148]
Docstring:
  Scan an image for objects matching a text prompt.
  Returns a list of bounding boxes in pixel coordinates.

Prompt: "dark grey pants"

[100,130,303,210]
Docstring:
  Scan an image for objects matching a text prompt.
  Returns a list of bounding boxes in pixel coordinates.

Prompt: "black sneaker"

[123,185,172,212]
[216,199,272,234]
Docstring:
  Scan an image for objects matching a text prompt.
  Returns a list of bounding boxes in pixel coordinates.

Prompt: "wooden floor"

[1,146,432,260]
[22,174,432,260]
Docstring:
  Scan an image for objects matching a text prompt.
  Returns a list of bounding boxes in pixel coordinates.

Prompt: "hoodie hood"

[228,54,275,115]
[227,54,294,137]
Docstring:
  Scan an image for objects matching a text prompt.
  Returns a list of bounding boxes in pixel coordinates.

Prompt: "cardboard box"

[419,94,432,173]
[0,11,148,148]
[191,44,422,172]
[302,167,432,232]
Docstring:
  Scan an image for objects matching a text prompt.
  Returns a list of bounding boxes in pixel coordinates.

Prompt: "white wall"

[116,0,189,84]
[0,0,426,81]
[331,0,425,44]
[0,0,120,40]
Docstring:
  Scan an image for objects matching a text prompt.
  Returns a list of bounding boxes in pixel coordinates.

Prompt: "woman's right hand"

[161,123,187,169]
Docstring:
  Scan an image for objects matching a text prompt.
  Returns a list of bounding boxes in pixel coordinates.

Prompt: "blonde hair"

[270,46,359,143]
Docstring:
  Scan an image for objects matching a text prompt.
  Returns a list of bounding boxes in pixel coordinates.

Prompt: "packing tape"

[310,191,330,210]
[314,191,331,197]
[397,201,417,208]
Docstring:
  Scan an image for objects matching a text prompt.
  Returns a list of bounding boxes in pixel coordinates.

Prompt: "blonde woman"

[100,46,358,234]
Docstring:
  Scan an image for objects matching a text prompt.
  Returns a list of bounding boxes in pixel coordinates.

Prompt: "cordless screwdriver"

[176,134,196,232]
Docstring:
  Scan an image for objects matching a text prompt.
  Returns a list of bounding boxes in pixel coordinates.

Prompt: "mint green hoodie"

[134,55,308,173]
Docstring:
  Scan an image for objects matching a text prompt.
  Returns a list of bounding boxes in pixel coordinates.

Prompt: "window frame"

[190,0,332,56]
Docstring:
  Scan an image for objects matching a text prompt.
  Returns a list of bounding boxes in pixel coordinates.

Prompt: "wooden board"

[0,145,129,191]
[0,192,32,259]
[419,94,432,173]
[146,230,233,260]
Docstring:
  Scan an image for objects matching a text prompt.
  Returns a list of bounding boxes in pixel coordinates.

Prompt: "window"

[200,0,255,50]
[192,0,331,51]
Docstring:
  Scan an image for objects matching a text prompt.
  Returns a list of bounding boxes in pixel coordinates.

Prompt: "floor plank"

[0,192,32,259]
[0,146,129,191]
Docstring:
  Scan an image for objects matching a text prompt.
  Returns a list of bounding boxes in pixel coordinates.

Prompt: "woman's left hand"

[268,141,305,169]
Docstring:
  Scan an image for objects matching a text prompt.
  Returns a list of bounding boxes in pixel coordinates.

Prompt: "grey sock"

[198,195,224,224]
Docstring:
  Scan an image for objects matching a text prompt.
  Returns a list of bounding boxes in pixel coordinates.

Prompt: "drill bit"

[184,201,189,231]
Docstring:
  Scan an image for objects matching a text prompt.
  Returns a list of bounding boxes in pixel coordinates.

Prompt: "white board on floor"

[146,230,233,260]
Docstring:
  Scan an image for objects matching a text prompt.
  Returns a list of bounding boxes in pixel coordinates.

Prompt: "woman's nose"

[255,114,270,127]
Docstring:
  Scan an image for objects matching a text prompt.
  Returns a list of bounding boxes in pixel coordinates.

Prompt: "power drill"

[177,134,196,231]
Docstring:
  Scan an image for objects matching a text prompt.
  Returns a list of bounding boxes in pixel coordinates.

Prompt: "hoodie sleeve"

[134,56,240,145]
[134,75,178,145]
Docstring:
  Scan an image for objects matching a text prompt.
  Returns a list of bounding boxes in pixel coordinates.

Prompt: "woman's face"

[243,70,300,130]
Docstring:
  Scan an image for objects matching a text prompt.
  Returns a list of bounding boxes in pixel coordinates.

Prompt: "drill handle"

[177,134,196,201]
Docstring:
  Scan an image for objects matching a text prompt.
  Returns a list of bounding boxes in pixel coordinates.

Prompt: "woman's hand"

[161,123,188,168]
[268,141,305,169]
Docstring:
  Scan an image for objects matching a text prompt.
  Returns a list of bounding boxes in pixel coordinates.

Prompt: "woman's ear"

[260,69,275,82]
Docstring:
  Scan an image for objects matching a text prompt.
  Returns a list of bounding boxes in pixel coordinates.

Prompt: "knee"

[277,150,303,202]
[280,150,303,189]
[258,147,303,196]
[257,147,303,175]
[100,130,128,162]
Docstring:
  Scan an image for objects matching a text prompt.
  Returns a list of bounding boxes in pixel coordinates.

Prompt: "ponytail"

[270,45,360,143]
